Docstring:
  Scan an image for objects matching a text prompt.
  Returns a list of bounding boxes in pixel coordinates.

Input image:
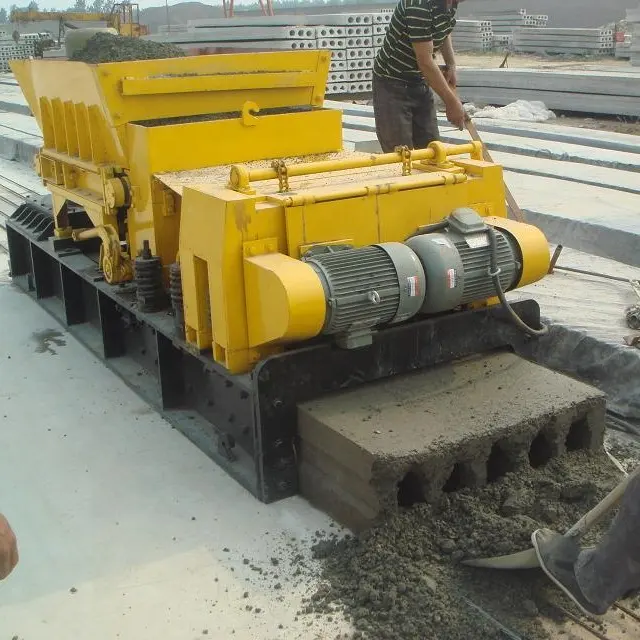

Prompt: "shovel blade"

[462,548,540,570]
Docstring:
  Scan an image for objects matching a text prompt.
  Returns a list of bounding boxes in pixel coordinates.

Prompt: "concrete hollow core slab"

[297,351,606,532]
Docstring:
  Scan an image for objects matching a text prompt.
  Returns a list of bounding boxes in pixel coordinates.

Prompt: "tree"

[27,1,38,10]
[90,0,104,12]
[0,8,8,23]
[73,0,87,11]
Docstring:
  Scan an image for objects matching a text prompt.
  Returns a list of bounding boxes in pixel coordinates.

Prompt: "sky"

[0,0,232,12]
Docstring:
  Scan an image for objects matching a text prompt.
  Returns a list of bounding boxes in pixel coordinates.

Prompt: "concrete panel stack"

[627,6,640,66]
[306,14,386,95]
[158,24,189,34]
[469,9,548,36]
[372,17,389,59]
[148,12,393,95]
[155,22,319,50]
[0,34,36,74]
[455,67,640,117]
[452,20,493,52]
[513,27,615,56]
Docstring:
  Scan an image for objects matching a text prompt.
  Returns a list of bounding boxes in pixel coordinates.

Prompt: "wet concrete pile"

[306,450,637,640]
[70,33,185,63]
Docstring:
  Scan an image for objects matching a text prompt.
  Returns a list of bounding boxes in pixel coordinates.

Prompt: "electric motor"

[406,209,522,314]
[303,243,426,348]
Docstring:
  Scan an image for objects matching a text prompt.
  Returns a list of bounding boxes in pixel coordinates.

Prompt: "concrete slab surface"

[300,352,604,464]
[506,173,640,266]
[512,246,640,423]
[518,246,640,345]
[343,115,640,171]
[0,251,351,640]
[456,87,640,117]
[326,100,640,154]
[342,127,640,194]
[341,128,640,266]
[457,67,640,98]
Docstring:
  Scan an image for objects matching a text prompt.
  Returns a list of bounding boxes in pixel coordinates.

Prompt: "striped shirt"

[374,0,458,82]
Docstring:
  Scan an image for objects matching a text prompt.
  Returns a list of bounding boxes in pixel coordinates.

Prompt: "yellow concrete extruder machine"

[7,51,551,504]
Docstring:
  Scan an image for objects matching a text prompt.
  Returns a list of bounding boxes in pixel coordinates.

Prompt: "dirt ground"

[455,52,634,72]
[304,442,640,640]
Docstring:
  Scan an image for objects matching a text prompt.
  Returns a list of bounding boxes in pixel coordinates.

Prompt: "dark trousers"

[576,473,640,609]
[372,73,440,153]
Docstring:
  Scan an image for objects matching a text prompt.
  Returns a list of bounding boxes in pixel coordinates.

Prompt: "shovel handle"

[566,464,640,539]
[464,118,525,223]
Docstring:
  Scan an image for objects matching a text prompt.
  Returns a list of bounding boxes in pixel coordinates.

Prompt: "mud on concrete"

[304,450,634,640]
[70,33,185,63]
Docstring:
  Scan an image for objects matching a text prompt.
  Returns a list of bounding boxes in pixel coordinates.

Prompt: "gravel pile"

[70,33,185,63]
[305,450,634,640]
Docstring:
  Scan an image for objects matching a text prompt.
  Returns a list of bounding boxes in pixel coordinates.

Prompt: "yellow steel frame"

[9,52,550,375]
[179,141,529,374]
[10,51,337,281]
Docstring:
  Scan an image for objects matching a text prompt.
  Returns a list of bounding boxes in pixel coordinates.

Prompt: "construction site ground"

[1,56,640,639]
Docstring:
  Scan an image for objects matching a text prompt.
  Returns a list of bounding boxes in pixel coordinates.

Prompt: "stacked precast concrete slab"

[306,13,391,94]
[147,12,392,95]
[471,8,549,34]
[151,20,319,50]
[0,30,37,74]
[512,27,615,56]
[452,20,493,52]
[465,8,548,48]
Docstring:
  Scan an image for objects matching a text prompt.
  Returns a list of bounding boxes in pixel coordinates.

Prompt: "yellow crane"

[9,3,148,44]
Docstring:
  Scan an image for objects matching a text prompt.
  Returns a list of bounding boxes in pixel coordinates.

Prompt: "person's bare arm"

[439,34,457,87]
[413,40,465,128]
[0,513,18,580]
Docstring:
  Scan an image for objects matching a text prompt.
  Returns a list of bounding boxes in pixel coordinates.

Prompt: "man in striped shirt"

[373,0,466,153]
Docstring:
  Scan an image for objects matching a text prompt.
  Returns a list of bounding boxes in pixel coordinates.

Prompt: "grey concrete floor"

[0,252,350,640]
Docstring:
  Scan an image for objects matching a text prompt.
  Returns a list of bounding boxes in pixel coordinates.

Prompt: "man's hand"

[443,64,457,89]
[445,96,466,130]
[0,513,18,580]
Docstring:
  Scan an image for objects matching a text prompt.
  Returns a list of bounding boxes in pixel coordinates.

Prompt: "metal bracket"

[71,224,133,284]
[272,159,290,193]
[241,100,260,127]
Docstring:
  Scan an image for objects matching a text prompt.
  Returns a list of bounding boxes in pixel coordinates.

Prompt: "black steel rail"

[0,174,40,227]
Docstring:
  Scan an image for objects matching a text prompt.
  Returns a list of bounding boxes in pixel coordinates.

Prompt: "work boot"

[531,528,608,618]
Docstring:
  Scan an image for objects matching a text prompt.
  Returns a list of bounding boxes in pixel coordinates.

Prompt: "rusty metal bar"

[548,244,563,274]
[550,602,613,640]
[614,602,640,623]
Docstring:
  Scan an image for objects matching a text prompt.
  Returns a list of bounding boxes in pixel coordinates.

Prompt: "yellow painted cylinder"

[486,216,550,287]
[244,253,326,348]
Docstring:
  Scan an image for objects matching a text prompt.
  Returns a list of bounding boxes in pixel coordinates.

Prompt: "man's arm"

[0,513,18,580]
[439,34,457,88]
[413,40,465,128]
